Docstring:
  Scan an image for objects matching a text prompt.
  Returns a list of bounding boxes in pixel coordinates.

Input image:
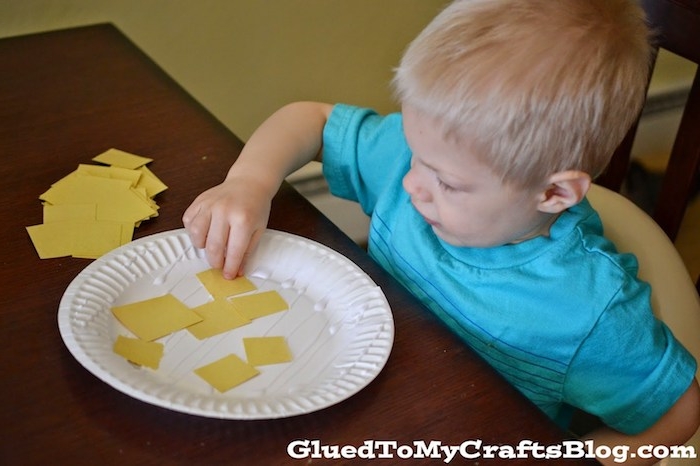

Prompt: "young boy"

[183,0,700,463]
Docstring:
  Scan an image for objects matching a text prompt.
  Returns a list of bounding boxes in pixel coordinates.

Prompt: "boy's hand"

[182,176,272,279]
[183,102,332,279]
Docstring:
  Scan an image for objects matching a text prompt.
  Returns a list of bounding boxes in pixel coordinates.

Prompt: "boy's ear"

[537,170,591,214]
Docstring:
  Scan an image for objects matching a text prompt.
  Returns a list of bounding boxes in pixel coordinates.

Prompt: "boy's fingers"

[222,229,252,279]
[181,202,197,227]
[204,217,230,271]
[182,204,209,249]
[235,228,265,277]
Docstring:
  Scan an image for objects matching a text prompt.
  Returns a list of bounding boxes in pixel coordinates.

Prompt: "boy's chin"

[431,227,472,248]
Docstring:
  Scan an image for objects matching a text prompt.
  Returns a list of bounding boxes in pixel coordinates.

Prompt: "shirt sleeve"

[563,276,697,434]
[322,104,408,216]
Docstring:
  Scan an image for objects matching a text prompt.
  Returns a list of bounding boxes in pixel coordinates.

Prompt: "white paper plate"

[58,229,394,419]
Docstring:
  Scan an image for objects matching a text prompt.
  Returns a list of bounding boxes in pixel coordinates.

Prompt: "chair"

[587,184,700,466]
[595,0,700,293]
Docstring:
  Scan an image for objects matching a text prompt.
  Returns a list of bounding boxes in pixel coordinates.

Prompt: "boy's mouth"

[423,216,439,227]
[418,210,439,227]
[409,199,440,227]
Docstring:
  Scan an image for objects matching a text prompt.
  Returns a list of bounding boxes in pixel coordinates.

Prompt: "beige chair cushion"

[588,184,699,463]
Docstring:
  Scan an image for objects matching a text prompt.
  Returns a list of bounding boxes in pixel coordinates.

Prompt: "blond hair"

[393,0,652,188]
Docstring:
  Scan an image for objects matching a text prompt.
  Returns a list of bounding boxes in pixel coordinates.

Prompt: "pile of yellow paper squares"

[26,148,167,259]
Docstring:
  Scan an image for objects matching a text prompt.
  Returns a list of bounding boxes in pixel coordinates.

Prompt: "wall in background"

[1,0,447,141]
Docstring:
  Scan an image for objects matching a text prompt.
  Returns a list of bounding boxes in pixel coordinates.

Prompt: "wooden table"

[0,25,595,465]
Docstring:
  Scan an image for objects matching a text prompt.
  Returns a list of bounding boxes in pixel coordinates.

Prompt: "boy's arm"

[585,378,700,465]
[183,101,334,278]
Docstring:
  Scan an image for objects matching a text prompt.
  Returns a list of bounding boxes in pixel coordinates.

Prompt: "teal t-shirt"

[322,104,697,434]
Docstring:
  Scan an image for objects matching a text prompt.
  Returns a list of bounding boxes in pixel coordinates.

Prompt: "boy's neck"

[509,212,561,245]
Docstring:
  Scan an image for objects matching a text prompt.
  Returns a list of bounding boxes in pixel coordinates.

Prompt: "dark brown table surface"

[0,24,596,465]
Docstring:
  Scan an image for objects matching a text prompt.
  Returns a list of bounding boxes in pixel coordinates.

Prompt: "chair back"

[587,184,700,463]
[596,0,700,245]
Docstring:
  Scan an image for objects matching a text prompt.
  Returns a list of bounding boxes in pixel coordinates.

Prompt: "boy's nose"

[402,168,431,202]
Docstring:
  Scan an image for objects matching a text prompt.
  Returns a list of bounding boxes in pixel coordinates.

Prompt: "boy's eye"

[437,178,456,192]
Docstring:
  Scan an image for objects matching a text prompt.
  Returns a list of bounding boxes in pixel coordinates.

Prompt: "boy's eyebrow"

[414,155,445,176]
[417,157,439,173]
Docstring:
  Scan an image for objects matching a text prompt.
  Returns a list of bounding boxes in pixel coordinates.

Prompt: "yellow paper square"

[187,299,251,340]
[113,335,164,369]
[26,220,125,259]
[136,165,168,197]
[196,269,257,299]
[93,148,153,169]
[42,203,96,223]
[120,222,135,245]
[243,336,293,366]
[76,164,142,187]
[194,354,260,393]
[230,290,288,320]
[111,294,203,341]
[40,175,129,204]
[40,176,157,224]
[26,224,72,259]
[67,220,126,259]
